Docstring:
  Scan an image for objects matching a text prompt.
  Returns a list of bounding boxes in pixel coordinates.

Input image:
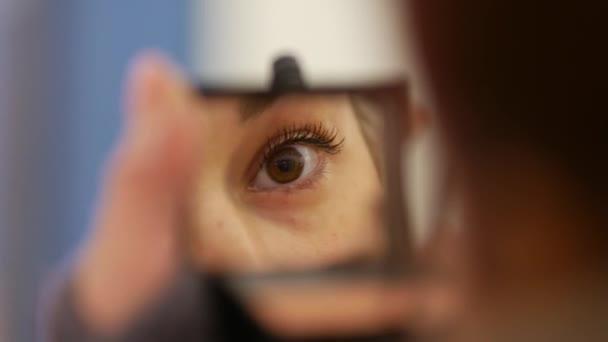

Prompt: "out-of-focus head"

[407,1,607,214]
[406,1,608,340]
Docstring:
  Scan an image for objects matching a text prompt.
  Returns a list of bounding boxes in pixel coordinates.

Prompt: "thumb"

[74,52,200,333]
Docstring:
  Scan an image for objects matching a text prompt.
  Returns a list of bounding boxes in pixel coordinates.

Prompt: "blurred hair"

[409,1,607,221]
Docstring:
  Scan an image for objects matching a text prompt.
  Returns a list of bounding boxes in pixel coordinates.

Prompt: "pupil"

[276,159,294,173]
[267,147,305,184]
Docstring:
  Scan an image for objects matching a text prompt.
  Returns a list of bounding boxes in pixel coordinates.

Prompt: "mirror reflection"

[186,89,414,340]
[188,92,390,273]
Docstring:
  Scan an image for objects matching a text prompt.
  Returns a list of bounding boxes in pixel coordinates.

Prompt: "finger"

[74,52,200,333]
[116,51,197,193]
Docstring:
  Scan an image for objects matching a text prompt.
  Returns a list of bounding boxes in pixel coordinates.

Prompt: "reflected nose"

[189,189,265,272]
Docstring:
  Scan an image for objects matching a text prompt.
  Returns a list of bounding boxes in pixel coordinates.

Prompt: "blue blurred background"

[0,1,187,340]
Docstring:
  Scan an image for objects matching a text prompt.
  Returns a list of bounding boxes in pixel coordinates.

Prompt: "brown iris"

[266,147,305,184]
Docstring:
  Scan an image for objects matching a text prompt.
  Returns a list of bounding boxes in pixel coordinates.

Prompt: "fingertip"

[126,50,178,82]
[122,51,184,118]
[109,50,200,196]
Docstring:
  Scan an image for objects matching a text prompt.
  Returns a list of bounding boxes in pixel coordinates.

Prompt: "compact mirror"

[187,80,414,340]
[188,0,417,339]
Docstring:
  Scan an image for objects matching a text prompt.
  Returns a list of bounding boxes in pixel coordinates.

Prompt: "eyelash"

[257,122,345,171]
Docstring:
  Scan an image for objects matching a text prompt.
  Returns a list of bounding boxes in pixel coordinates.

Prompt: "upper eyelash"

[258,122,345,170]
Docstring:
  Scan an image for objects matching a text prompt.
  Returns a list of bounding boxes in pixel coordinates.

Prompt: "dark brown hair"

[409,1,607,220]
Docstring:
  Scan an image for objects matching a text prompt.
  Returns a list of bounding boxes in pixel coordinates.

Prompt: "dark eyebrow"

[239,94,284,122]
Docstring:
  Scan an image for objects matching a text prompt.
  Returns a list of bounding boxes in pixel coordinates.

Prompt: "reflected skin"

[188,94,384,272]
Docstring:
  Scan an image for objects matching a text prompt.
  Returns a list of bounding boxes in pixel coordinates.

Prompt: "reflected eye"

[249,123,344,191]
[251,145,320,190]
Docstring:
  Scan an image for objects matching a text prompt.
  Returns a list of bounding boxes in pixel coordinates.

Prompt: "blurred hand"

[71,52,201,334]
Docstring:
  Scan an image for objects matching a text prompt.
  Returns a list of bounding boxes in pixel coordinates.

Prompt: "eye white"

[251,145,319,190]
